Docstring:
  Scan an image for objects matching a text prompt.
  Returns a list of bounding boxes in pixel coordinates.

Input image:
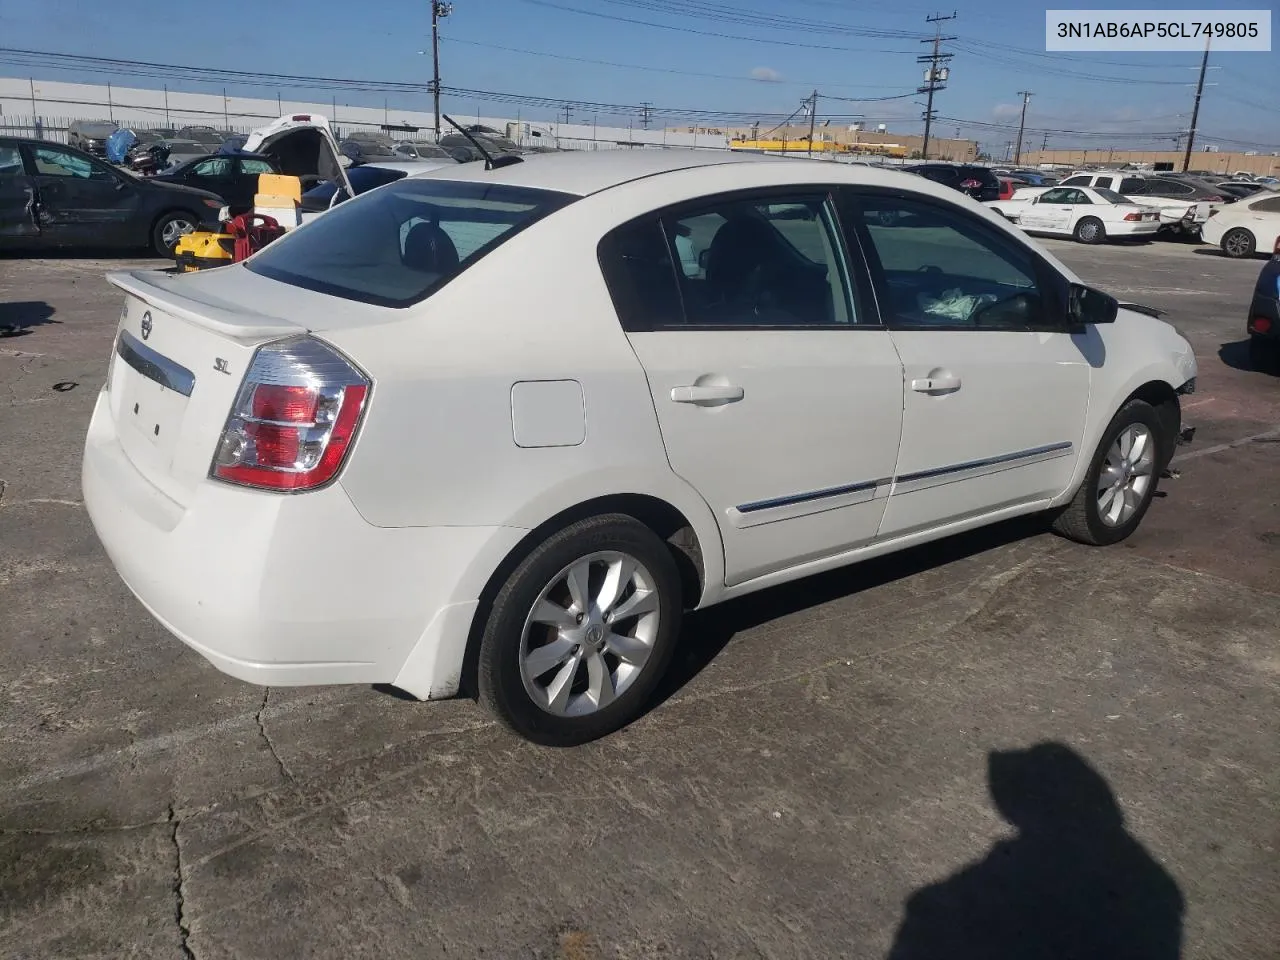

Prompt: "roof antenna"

[441,114,522,170]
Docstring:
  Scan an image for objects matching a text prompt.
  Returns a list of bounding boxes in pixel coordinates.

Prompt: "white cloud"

[751,66,783,82]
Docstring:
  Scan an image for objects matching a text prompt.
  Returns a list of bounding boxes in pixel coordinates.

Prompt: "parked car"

[438,132,522,164]
[393,141,458,161]
[1200,190,1280,258]
[987,185,1161,244]
[67,119,120,157]
[1247,238,1280,371]
[82,151,1197,744]
[159,138,211,170]
[153,152,280,215]
[997,177,1019,201]
[176,125,229,150]
[1057,172,1224,235]
[242,113,355,206]
[338,131,399,162]
[298,162,410,213]
[903,163,1001,202]
[0,136,224,254]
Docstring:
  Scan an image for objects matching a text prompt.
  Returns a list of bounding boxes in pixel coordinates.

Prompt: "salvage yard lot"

[1,240,1277,959]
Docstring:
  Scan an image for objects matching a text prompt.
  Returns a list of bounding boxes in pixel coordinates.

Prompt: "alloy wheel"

[162,218,196,248]
[519,551,660,717]
[1096,423,1156,527]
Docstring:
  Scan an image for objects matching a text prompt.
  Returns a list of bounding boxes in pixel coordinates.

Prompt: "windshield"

[249,178,574,307]
[1093,188,1128,205]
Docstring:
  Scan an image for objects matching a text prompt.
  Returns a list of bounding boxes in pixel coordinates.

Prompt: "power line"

[441,36,913,90]
[517,0,921,53]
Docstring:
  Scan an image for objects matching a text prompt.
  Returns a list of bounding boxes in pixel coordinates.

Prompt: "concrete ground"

[1,238,1277,960]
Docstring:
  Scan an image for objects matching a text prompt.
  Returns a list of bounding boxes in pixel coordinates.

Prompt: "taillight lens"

[1124,212,1141,221]
[1253,316,1273,335]
[211,337,369,492]
[960,178,982,189]
[1273,236,1280,255]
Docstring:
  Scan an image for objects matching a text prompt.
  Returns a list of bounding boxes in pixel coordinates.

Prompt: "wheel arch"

[454,492,715,700]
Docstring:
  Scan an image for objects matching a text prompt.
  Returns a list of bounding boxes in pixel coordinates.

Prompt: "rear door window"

[1252,196,1280,213]
[1119,177,1147,194]
[247,178,573,307]
[1093,176,1113,190]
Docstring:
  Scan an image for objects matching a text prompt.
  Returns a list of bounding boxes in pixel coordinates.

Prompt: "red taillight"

[251,384,319,422]
[1124,212,1142,221]
[211,338,369,492]
[1273,236,1280,254]
[960,178,982,189]
[291,114,312,122]
[1254,316,1273,334]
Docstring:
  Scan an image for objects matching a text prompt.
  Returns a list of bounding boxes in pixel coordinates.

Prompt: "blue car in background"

[1249,241,1280,372]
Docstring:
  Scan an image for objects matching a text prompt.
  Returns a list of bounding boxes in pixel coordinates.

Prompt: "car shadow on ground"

[0,249,162,262]
[884,742,1185,960]
[0,301,58,337]
[648,514,1051,710]
[1219,339,1266,373]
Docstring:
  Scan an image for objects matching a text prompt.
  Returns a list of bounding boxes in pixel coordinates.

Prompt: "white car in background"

[82,151,1197,745]
[1200,190,1280,258]
[987,185,1161,244]
[1057,171,1223,235]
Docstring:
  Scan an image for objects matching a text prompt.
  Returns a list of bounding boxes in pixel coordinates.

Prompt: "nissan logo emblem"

[140,312,153,340]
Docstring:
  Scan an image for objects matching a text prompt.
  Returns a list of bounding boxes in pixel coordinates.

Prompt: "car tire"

[1073,217,1106,245]
[1221,227,1256,259]
[1249,335,1280,374]
[151,211,199,257]
[477,514,683,746]
[1052,399,1166,546]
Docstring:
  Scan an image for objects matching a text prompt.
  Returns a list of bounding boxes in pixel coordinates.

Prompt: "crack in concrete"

[0,816,169,836]
[167,804,196,960]
[255,688,294,783]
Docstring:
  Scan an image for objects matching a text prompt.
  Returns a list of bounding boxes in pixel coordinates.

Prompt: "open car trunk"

[243,114,354,200]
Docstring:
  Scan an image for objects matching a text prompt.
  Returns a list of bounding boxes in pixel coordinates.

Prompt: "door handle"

[670,384,745,405]
[910,375,961,393]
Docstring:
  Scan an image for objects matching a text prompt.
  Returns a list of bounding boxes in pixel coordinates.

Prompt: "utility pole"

[917,12,956,161]
[430,1,453,138]
[807,90,818,157]
[562,103,573,125]
[1041,131,1049,151]
[640,102,652,129]
[1013,90,1032,164]
[1182,34,1211,172]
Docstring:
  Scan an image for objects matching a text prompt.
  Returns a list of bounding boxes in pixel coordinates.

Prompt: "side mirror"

[1068,283,1118,326]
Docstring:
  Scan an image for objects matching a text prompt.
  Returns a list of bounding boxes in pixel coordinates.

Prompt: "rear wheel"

[1074,217,1106,245]
[1053,399,1165,546]
[1221,228,1256,259]
[477,515,682,745]
[152,211,198,257]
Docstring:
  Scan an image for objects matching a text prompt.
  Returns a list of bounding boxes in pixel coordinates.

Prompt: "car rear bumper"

[82,389,522,697]
[1109,220,1161,237]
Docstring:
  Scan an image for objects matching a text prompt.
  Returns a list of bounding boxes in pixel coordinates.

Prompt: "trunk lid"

[242,113,354,200]
[104,270,306,507]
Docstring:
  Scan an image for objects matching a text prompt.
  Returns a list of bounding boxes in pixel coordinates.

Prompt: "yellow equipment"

[173,228,236,273]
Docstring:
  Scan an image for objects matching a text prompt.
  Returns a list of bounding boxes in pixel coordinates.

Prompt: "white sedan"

[987,186,1161,244]
[1200,190,1280,258]
[82,152,1197,744]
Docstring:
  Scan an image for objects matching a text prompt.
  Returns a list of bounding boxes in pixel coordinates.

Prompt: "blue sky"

[3,0,1276,152]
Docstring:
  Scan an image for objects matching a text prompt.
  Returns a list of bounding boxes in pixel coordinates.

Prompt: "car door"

[26,144,141,246]
[845,188,1091,540]
[181,155,235,201]
[0,143,39,242]
[234,156,276,211]
[1022,187,1076,233]
[599,190,905,586]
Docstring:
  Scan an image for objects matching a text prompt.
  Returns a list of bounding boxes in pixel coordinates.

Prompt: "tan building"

[669,124,979,162]
[1023,149,1280,178]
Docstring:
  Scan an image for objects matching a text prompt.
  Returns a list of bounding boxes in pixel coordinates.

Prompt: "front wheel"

[1053,399,1166,546]
[152,211,198,257]
[1074,217,1106,245]
[477,515,682,745]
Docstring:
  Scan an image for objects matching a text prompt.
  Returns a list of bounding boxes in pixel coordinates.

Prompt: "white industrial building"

[0,77,727,151]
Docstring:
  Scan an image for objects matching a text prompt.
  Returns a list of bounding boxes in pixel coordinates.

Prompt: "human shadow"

[0,301,58,337]
[887,742,1184,960]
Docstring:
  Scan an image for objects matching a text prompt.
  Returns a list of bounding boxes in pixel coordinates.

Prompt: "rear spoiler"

[1117,301,1165,319]
[107,270,305,340]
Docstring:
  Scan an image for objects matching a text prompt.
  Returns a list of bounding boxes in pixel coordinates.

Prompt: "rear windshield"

[247,177,574,307]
